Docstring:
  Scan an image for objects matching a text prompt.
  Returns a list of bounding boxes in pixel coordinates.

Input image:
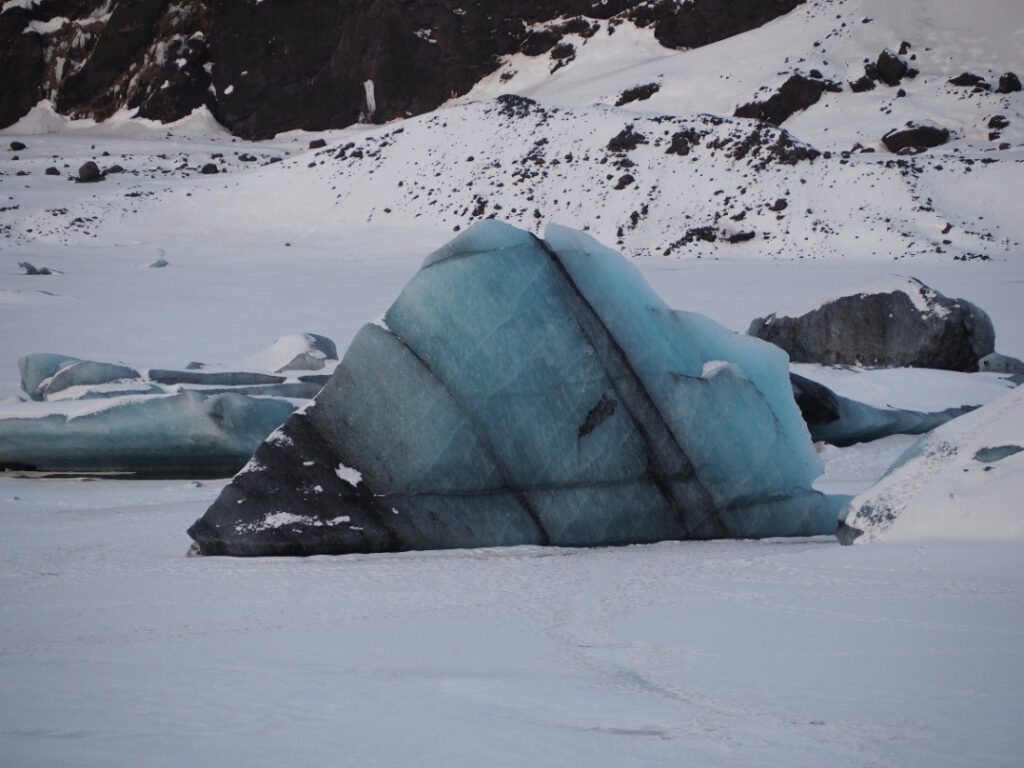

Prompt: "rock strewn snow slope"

[1,0,1022,262]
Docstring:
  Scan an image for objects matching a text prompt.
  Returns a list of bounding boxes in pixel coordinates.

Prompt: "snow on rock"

[748,277,995,371]
[188,222,840,557]
[842,384,1024,542]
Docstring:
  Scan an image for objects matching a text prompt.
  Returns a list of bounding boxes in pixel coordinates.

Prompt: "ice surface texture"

[190,222,837,557]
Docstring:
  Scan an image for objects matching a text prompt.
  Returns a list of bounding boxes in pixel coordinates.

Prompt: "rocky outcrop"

[748,277,996,372]
[882,122,951,153]
[734,73,842,126]
[0,0,804,138]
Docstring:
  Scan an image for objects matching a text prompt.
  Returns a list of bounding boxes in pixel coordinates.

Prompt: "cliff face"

[1,0,802,138]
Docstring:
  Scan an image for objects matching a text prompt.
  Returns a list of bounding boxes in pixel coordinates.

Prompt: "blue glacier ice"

[0,392,296,476]
[2,336,339,475]
[189,222,840,557]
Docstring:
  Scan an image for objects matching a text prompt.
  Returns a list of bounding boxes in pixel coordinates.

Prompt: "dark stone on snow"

[308,138,327,149]
[45,166,60,175]
[726,231,756,243]
[614,173,635,189]
[200,162,219,174]
[734,74,841,125]
[881,122,950,153]
[18,261,52,276]
[874,49,909,86]
[997,72,1022,94]
[665,127,704,156]
[948,72,987,88]
[77,161,103,183]
[607,125,648,153]
[9,141,26,151]
[104,164,124,174]
[616,82,661,106]
[988,115,1009,129]
[836,519,864,545]
[769,198,788,212]
[849,75,876,93]
[748,277,996,371]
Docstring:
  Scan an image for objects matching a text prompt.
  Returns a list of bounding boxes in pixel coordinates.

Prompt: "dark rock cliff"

[1,0,802,138]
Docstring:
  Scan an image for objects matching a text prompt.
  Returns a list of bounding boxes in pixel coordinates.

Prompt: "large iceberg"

[189,222,840,557]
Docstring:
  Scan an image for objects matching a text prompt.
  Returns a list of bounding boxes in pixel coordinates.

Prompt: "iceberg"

[1,336,339,476]
[189,222,840,557]
[789,372,975,446]
[0,392,296,476]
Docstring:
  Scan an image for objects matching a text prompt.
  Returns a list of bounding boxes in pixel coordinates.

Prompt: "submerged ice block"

[189,222,839,556]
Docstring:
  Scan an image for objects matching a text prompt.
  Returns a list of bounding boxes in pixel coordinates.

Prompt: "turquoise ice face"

[190,221,837,557]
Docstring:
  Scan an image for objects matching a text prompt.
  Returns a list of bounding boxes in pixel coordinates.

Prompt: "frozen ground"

[1,476,1023,767]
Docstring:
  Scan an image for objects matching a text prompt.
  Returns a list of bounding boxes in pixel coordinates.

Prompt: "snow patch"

[336,463,362,486]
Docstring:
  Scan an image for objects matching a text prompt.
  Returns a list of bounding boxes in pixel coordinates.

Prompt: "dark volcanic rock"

[873,50,911,86]
[76,161,102,183]
[748,277,996,372]
[1,0,805,137]
[616,82,661,106]
[9,141,26,151]
[45,166,60,175]
[881,122,950,153]
[734,74,841,125]
[948,72,988,88]
[997,72,1022,94]
[200,162,219,174]
[607,125,649,153]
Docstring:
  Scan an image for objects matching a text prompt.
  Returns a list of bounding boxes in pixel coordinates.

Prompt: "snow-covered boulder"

[840,385,1024,543]
[189,222,840,557]
[748,277,995,372]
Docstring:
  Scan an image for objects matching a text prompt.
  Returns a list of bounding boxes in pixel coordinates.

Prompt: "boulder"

[734,74,842,126]
[881,122,950,153]
[948,72,988,88]
[997,72,1022,94]
[77,161,103,183]
[188,222,839,557]
[748,277,995,372]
